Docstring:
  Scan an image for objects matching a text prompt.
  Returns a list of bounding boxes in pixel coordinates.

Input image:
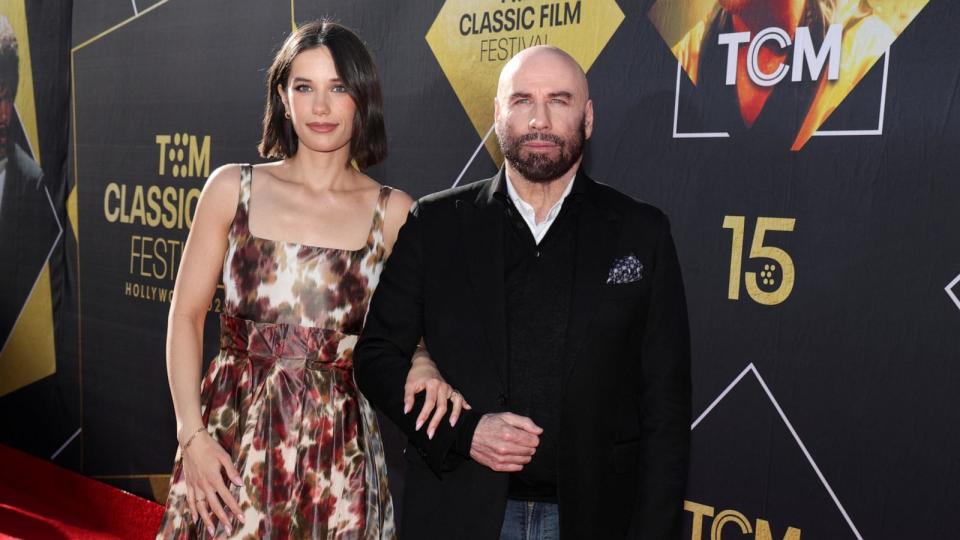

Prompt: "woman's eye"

[295,84,312,93]
[332,84,348,93]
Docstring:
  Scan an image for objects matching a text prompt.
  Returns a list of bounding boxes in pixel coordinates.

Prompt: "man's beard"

[497,118,585,183]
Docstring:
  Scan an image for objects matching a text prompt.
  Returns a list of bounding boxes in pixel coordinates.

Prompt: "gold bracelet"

[180,426,206,451]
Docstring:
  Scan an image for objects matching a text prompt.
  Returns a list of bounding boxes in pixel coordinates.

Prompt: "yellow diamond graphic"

[648,0,930,150]
[427,0,625,162]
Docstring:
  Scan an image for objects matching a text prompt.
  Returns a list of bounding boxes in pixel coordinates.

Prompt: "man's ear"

[584,99,594,140]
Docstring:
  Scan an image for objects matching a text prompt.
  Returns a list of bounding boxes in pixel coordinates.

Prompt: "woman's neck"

[283,146,358,192]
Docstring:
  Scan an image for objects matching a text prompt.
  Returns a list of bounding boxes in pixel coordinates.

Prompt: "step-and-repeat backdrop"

[4,1,960,537]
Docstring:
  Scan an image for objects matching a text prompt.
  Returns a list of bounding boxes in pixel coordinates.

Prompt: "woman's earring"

[284,111,291,119]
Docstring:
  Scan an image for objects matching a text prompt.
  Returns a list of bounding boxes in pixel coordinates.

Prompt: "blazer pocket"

[404,443,430,467]
[598,280,646,303]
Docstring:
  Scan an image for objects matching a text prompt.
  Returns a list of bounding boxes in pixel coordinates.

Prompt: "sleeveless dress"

[157,165,396,539]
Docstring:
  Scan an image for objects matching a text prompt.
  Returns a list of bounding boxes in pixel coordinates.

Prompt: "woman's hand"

[180,430,245,536]
[404,356,472,440]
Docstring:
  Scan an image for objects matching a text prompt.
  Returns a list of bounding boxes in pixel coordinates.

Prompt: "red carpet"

[0,444,163,539]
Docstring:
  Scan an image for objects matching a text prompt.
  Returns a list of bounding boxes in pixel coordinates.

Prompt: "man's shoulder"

[588,178,667,226]
[11,144,43,186]
[414,177,493,213]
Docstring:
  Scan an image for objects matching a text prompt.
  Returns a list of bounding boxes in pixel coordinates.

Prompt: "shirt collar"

[494,167,581,206]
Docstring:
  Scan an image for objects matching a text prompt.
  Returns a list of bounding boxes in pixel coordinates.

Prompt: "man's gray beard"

[497,120,585,184]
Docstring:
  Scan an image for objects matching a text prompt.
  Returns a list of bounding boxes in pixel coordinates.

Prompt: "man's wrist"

[451,409,483,457]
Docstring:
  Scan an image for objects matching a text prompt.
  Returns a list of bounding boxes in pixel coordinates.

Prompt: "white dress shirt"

[504,171,576,245]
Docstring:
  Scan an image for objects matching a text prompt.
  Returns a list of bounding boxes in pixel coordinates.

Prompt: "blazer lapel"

[564,176,621,383]
[458,172,509,393]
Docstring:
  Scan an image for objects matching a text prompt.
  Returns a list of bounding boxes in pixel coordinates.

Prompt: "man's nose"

[528,102,551,130]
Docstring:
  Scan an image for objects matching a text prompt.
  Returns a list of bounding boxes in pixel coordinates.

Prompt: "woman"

[157,21,465,539]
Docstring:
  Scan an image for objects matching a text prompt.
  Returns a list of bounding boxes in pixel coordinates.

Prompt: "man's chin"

[511,162,569,183]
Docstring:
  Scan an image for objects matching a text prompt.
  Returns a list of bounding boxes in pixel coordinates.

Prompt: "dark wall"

[3,1,957,538]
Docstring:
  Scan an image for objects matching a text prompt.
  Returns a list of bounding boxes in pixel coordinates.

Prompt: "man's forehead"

[502,74,580,96]
[498,49,587,97]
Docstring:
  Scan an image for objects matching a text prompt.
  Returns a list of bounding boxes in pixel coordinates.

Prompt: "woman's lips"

[307,122,338,134]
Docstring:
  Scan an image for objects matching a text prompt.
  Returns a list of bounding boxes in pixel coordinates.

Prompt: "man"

[672,0,895,149]
[0,14,55,347]
[355,46,690,539]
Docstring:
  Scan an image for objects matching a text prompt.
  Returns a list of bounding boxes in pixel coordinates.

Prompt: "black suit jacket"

[355,170,691,539]
[0,143,56,344]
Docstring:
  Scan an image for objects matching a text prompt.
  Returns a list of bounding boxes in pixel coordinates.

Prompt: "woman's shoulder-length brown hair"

[258,20,386,170]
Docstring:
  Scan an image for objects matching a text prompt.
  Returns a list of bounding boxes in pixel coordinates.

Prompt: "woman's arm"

[382,191,471,440]
[166,164,245,534]
[167,164,238,447]
[405,341,472,439]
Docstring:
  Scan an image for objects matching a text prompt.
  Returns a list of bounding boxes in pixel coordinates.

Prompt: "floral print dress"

[158,165,395,539]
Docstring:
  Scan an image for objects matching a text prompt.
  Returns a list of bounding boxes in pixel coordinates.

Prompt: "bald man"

[356,46,690,539]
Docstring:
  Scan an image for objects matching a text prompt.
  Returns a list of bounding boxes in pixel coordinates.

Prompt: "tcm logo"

[648,0,931,149]
[155,133,210,178]
[685,500,801,540]
[718,24,840,87]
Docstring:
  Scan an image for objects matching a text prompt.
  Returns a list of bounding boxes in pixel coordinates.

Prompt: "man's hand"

[469,412,543,472]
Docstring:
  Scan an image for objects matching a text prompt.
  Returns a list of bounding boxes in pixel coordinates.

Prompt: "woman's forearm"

[411,339,434,366]
[166,309,206,443]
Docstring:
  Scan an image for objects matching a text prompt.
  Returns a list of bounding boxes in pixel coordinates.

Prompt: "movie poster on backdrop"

[0,0,61,398]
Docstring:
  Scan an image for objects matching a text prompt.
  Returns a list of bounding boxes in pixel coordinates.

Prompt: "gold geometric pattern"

[426,0,624,161]
[0,263,56,396]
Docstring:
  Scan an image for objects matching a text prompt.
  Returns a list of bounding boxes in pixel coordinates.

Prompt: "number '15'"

[722,216,796,306]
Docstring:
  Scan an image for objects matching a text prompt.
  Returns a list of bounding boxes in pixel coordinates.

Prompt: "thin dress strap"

[365,185,393,252]
[238,164,253,211]
[226,164,254,241]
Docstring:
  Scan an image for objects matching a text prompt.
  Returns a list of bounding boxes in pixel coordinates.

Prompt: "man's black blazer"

[0,143,56,345]
[355,170,691,539]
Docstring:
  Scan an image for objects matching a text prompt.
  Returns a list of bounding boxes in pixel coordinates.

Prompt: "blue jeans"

[500,500,560,540]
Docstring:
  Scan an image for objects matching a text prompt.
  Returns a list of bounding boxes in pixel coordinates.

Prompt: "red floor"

[0,444,163,539]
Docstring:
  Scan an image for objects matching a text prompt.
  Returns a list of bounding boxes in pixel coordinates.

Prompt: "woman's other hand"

[180,430,245,536]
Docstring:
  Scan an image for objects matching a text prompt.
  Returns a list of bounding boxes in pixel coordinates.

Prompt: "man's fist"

[469,412,543,472]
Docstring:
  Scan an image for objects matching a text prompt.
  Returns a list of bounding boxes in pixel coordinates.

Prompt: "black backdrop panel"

[63,1,960,537]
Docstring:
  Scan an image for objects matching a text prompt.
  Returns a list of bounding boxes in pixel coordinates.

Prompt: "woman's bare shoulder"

[194,164,247,224]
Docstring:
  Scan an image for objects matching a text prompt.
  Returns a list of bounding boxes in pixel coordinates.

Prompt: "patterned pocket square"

[606,254,644,284]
